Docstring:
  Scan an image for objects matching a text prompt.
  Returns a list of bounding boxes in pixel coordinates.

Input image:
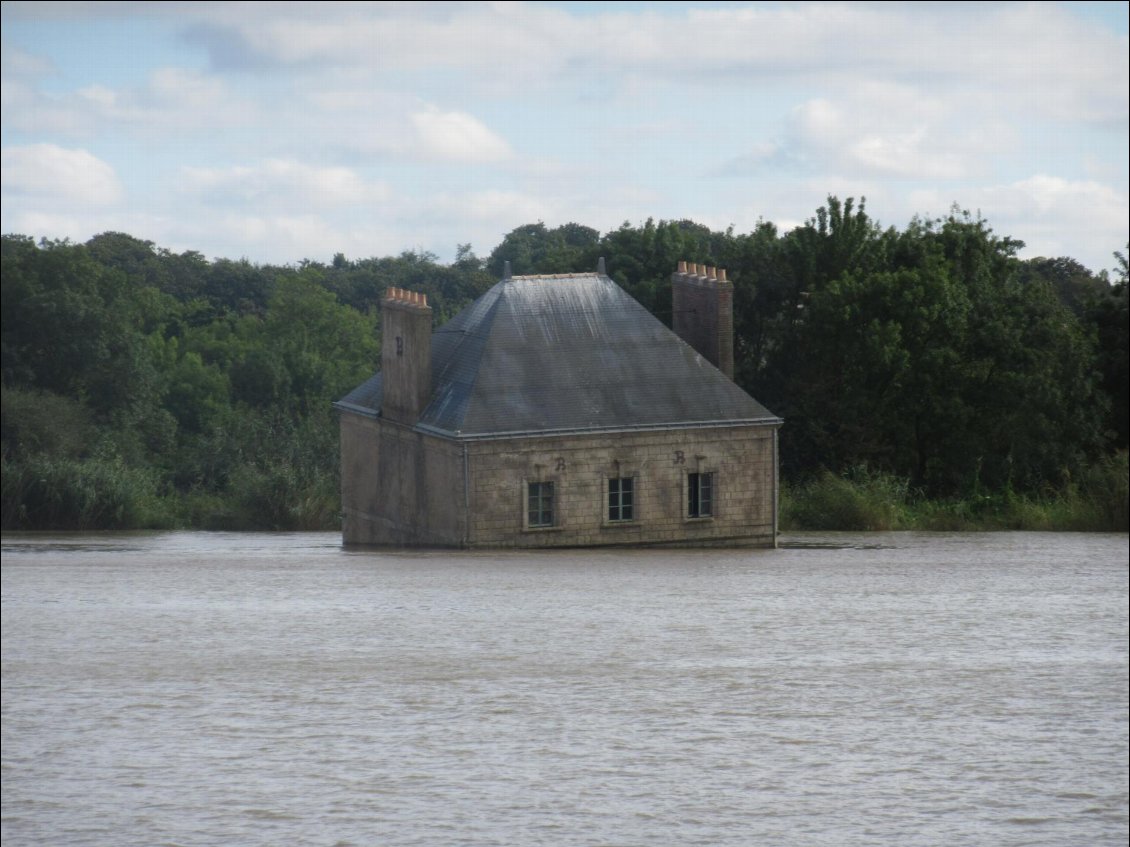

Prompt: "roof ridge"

[419,283,505,427]
[509,272,601,280]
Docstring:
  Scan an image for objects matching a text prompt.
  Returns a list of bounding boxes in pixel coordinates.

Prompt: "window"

[608,477,634,522]
[528,481,555,528]
[688,472,714,518]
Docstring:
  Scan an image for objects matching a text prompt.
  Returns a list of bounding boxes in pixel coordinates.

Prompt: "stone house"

[334,261,782,547]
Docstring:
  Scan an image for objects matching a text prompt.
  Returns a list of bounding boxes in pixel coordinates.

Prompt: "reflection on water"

[2,531,1127,846]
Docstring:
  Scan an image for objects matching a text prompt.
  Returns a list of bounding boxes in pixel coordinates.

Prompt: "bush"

[1,385,95,460]
[210,462,339,530]
[1,455,175,530]
[1079,450,1129,531]
[782,468,910,531]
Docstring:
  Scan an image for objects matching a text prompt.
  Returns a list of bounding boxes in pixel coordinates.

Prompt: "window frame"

[686,470,716,520]
[524,479,557,530]
[606,475,637,524]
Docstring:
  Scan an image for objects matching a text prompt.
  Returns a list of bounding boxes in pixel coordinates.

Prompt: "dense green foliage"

[781,451,1128,533]
[1,234,491,529]
[3,200,1127,531]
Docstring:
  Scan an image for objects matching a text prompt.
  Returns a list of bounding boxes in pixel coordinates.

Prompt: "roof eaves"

[415,415,783,442]
[332,400,380,418]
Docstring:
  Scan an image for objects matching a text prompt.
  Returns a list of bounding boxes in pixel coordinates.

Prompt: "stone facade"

[339,413,465,546]
[465,424,777,548]
[340,417,778,548]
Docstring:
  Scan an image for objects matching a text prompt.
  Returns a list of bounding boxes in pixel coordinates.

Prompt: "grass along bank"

[780,453,1129,533]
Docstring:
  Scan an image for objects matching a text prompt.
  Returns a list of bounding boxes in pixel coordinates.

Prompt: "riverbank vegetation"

[3,199,1127,531]
[781,451,1129,532]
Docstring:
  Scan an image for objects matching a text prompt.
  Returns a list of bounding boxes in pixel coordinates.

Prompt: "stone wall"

[342,411,778,549]
[340,413,465,546]
[464,424,777,548]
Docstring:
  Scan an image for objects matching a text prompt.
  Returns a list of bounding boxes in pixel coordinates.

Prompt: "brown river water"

[2,531,1127,846]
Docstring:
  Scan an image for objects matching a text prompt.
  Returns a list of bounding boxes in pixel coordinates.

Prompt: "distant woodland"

[3,198,1127,531]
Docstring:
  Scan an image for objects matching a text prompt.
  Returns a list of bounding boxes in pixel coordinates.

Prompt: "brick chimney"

[671,261,734,379]
[381,287,433,425]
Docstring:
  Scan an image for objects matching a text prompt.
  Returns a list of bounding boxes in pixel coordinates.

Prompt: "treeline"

[2,198,1127,531]
[1,234,494,529]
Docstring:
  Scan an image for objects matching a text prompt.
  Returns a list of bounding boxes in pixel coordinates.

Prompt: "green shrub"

[1078,450,1129,531]
[1,455,175,530]
[854,454,1129,533]
[216,462,339,530]
[782,468,909,531]
[1,385,95,460]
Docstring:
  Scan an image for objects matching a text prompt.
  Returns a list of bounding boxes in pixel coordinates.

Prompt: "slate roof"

[335,272,779,438]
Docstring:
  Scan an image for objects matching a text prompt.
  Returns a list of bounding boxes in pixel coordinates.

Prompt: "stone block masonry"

[340,417,778,548]
[464,424,776,548]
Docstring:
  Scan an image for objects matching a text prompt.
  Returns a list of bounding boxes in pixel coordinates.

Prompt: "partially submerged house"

[334,261,782,547]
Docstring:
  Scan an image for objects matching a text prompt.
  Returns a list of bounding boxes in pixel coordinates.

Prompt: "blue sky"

[2,1,1127,273]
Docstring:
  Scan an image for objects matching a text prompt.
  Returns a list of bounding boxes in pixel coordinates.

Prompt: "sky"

[2,1,1127,274]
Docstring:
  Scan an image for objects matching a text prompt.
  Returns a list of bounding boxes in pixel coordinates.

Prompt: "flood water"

[2,531,1127,846]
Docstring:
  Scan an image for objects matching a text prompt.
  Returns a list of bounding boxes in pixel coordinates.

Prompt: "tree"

[1085,247,1129,448]
[0,236,163,420]
[746,203,1107,494]
[487,222,600,277]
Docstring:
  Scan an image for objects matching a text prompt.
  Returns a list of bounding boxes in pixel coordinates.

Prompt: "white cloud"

[1,143,122,205]
[220,3,582,76]
[908,175,1128,269]
[180,159,389,208]
[143,67,229,114]
[7,3,1126,123]
[438,188,548,224]
[0,206,181,254]
[149,2,1127,124]
[4,209,97,238]
[410,108,513,163]
[1010,174,1124,217]
[148,208,407,265]
[782,82,1018,181]
[287,88,516,164]
[847,128,968,181]
[219,213,343,257]
[0,43,54,77]
[76,83,116,108]
[1,65,251,137]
